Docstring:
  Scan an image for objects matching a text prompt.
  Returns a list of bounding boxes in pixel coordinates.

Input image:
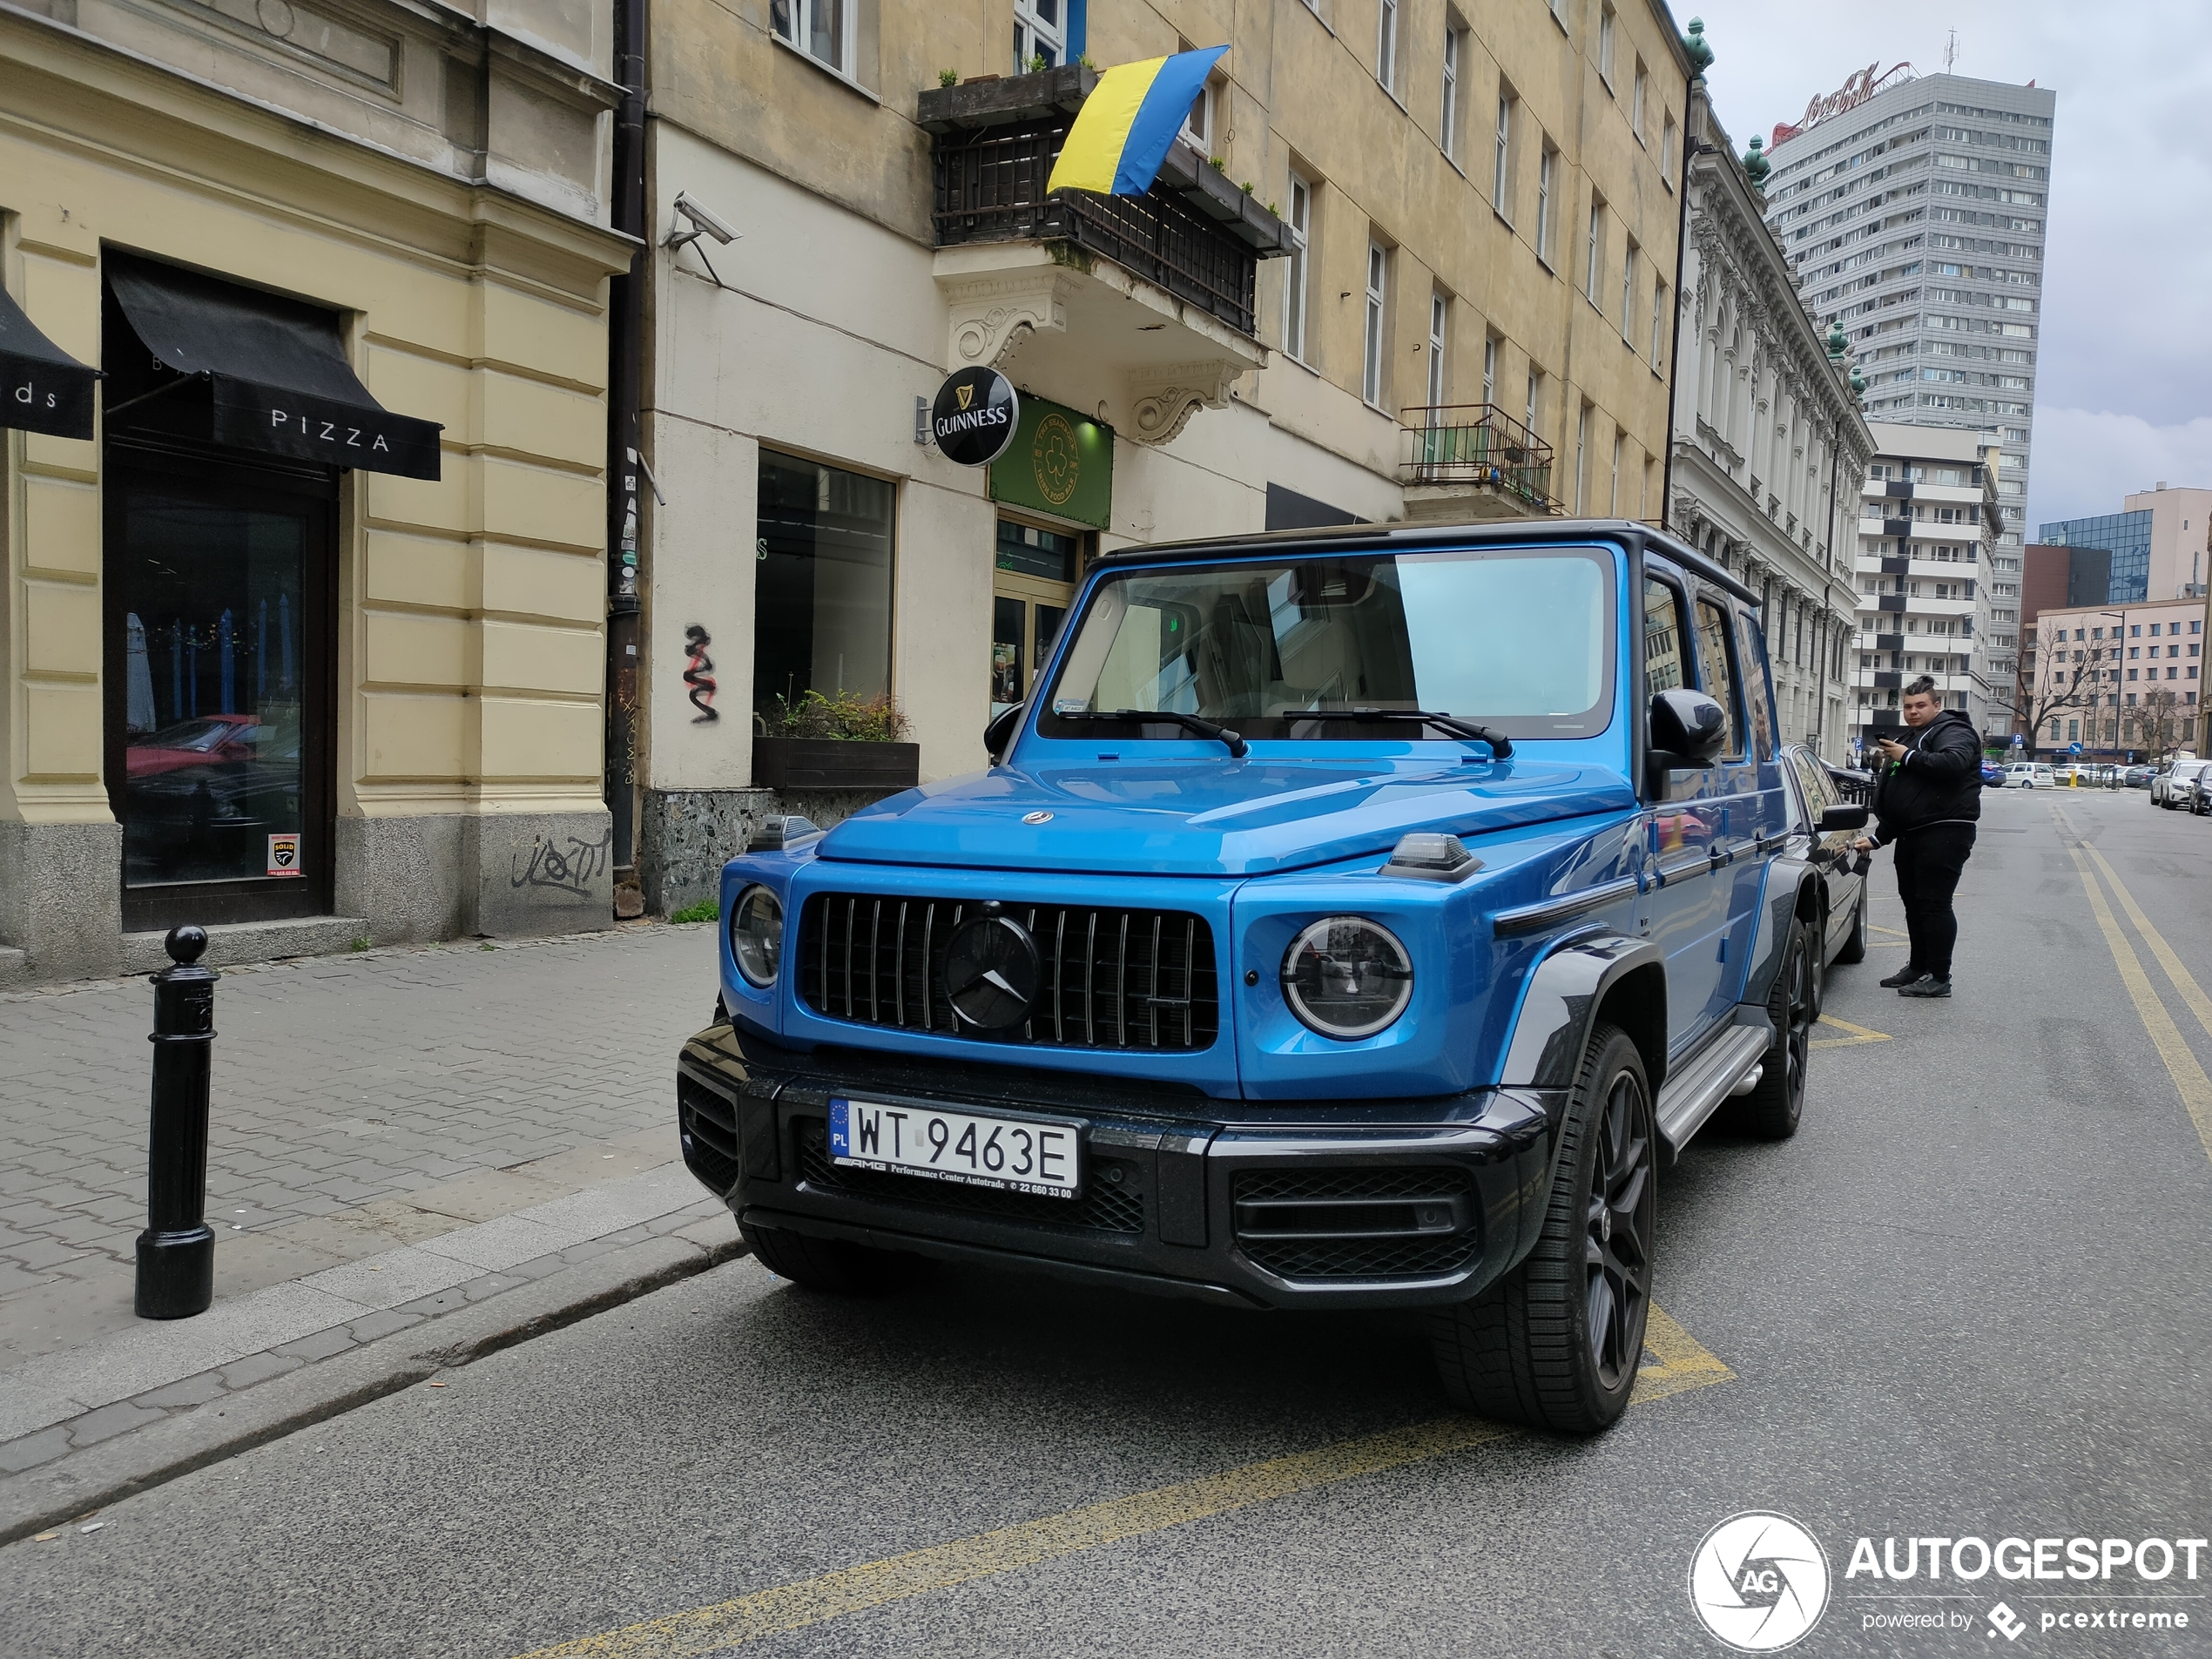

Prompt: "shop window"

[754,454,895,726]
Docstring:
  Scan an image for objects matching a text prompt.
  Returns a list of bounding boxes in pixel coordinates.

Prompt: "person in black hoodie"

[1851,677,1982,997]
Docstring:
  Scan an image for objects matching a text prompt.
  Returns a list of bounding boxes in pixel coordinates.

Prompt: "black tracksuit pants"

[1892,823,1977,980]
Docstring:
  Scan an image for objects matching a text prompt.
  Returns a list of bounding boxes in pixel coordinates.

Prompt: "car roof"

[1096,516,1761,606]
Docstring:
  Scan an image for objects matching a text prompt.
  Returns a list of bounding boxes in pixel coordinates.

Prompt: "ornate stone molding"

[1125,361,1239,446]
[939,270,1080,369]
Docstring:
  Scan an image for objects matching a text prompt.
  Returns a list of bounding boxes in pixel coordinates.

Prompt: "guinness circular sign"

[930,367,1019,467]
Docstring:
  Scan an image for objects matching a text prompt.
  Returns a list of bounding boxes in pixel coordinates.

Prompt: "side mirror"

[1817,803,1868,833]
[984,702,1025,765]
[1649,689,1729,765]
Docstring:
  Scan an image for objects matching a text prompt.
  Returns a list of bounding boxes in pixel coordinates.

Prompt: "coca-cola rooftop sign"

[1770,61,1914,150]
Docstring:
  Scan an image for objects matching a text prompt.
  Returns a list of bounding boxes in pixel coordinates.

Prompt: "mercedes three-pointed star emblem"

[942,912,1042,1031]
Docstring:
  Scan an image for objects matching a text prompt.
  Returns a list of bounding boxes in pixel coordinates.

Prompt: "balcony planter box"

[753,738,919,792]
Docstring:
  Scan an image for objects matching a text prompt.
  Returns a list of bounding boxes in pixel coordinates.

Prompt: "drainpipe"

[604,0,648,904]
[1661,76,1703,536]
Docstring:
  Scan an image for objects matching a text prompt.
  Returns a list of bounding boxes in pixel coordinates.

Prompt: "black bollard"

[136,925,218,1319]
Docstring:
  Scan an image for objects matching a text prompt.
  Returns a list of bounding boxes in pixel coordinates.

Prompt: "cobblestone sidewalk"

[0,922,723,1366]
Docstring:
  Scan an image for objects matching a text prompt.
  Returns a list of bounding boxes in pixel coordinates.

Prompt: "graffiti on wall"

[683,624,719,724]
[511,827,612,895]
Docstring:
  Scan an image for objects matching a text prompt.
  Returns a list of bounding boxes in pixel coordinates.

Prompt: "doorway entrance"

[103,442,336,931]
[991,517,1082,718]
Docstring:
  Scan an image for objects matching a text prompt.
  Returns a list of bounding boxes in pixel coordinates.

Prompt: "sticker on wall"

[266,833,303,878]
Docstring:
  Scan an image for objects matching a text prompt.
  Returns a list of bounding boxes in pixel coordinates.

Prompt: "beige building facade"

[2022,597,2202,761]
[1,0,632,981]
[631,0,1696,912]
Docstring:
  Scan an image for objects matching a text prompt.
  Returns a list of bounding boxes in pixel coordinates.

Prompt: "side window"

[1642,574,1689,699]
[1692,597,1743,758]
[1735,608,1774,760]
[1789,751,1830,823]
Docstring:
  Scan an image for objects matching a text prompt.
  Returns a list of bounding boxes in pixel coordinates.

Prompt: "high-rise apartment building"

[1845,422,2000,759]
[1759,69,2055,743]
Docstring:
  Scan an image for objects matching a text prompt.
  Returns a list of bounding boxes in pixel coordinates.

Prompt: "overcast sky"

[1683,0,2212,535]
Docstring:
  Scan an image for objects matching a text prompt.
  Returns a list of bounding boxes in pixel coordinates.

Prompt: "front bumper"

[677,1025,1559,1311]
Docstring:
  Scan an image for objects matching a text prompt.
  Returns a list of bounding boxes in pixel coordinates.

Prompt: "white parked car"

[2005,761,2054,789]
[2153,758,2209,807]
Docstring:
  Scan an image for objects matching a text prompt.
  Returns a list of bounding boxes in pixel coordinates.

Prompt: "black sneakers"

[1897,974,1952,997]
[1878,965,1924,988]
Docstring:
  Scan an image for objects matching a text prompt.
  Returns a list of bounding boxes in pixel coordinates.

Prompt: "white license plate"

[828,1097,1081,1197]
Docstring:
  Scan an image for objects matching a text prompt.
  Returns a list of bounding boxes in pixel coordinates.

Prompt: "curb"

[0,1231,749,1547]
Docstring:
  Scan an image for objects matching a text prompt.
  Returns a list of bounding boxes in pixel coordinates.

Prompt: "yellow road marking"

[2080,841,2212,1043]
[1870,924,1910,938]
[1811,1014,1893,1049]
[516,1311,1733,1658]
[2064,845,2212,1164]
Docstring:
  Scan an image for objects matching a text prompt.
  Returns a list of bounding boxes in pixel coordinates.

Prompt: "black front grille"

[797,1122,1144,1235]
[1232,1166,1480,1281]
[799,894,1218,1052]
[678,1075,740,1193]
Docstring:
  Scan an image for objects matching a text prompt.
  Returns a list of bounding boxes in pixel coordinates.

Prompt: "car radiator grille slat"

[799,893,1217,1052]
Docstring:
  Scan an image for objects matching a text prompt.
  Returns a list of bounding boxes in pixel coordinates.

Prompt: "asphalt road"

[7,782,2210,1659]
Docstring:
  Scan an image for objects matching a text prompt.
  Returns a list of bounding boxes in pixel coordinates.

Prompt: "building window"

[1610,431,1623,516]
[1536,143,1557,266]
[1575,401,1591,512]
[1281,172,1312,361]
[1661,113,1676,185]
[1620,239,1637,341]
[1493,91,1516,218]
[1651,278,1667,368]
[1376,0,1399,95]
[1440,21,1461,159]
[1526,368,1542,440]
[1598,4,1616,85]
[1585,199,1604,303]
[1426,290,1448,408]
[1481,333,1498,407]
[754,451,896,733]
[1632,63,1648,141]
[774,0,853,73]
[1181,73,1213,149]
[1013,0,1069,71]
[1362,241,1389,408]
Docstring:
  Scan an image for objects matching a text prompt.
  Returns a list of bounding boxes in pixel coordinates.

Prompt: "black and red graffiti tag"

[683,624,718,723]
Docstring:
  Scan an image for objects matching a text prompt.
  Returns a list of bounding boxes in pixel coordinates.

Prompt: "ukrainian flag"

[1046,47,1229,197]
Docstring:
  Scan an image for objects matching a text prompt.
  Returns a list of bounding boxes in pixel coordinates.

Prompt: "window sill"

[771,31,880,105]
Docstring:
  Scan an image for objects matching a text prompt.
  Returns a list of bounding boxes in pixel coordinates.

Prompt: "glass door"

[991,518,1080,719]
[104,449,334,930]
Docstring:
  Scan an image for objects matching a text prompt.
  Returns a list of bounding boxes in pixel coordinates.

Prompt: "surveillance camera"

[672,192,738,246]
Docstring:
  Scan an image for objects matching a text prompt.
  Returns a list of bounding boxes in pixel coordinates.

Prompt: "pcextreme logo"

[1689,1512,1832,1652]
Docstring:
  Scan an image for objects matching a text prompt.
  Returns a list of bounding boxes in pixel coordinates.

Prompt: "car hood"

[813,757,1637,877]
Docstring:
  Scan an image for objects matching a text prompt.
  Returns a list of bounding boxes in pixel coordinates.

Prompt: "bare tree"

[1995,633,2101,756]
[2128,688,2189,764]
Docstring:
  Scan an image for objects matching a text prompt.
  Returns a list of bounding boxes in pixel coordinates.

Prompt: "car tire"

[741,1224,910,1295]
[1833,889,1868,966]
[1735,918,1814,1141]
[1428,1022,1653,1435]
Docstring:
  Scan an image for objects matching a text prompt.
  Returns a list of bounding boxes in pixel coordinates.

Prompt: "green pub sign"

[988,395,1113,530]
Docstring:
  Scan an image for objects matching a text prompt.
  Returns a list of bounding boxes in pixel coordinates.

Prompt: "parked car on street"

[1979,759,2006,787]
[1783,746,1871,973]
[2005,761,2054,789]
[678,522,1851,1436]
[2153,758,2208,807]
[2124,765,2156,788]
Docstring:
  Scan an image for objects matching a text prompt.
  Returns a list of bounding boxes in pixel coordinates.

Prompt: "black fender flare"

[1742,848,1818,1008]
[1498,931,1668,1094]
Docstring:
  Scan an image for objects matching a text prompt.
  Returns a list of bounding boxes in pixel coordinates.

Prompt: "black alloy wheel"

[1429,1023,1654,1434]
[1583,1067,1656,1395]
[1737,919,1814,1139]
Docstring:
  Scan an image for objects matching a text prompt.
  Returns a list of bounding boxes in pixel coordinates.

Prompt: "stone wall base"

[0,819,125,981]
[640,788,895,917]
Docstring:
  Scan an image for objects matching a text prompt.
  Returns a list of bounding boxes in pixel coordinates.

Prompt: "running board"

[1656,1020,1772,1161]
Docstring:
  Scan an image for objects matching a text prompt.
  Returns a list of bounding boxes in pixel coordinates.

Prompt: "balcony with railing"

[1397,404,1557,519]
[918,67,1288,444]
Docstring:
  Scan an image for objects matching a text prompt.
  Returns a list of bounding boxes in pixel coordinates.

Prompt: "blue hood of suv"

[814,758,1637,878]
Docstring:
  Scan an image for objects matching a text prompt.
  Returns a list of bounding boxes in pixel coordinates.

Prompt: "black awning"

[1,284,100,441]
[104,253,442,480]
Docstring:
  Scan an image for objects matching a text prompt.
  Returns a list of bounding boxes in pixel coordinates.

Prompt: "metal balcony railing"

[1397,404,1555,511]
[930,117,1270,339]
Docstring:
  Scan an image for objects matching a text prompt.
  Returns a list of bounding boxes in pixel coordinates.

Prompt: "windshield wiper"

[1059,709,1249,758]
[1285,709,1513,758]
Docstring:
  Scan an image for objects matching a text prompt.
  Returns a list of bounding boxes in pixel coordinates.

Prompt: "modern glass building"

[1761,71,2056,711]
[2039,510,2155,604]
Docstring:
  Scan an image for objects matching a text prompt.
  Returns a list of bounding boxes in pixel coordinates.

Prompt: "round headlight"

[728,885,784,988]
[1279,917,1413,1040]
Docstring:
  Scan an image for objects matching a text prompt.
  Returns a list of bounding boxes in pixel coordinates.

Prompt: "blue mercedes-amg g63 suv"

[676,519,1863,1433]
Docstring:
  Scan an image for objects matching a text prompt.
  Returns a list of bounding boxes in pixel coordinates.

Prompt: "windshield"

[1039,547,1615,744]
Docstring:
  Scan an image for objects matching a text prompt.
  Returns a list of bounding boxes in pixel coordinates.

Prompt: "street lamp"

[2101,608,2130,765]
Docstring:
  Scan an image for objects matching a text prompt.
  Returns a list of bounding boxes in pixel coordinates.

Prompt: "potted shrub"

[752,690,919,790]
